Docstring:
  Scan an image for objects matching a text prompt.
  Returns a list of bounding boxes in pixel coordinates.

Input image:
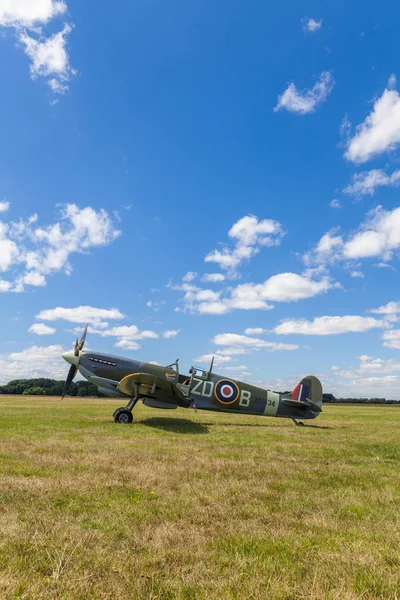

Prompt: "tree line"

[0,378,105,397]
[0,380,399,403]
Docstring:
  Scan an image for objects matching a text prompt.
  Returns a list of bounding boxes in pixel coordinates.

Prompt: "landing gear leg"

[113,397,138,424]
[291,418,304,427]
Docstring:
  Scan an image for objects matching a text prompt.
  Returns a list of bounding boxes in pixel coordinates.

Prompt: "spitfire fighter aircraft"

[62,326,323,426]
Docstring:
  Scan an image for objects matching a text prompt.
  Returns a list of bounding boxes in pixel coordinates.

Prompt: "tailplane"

[282,375,323,413]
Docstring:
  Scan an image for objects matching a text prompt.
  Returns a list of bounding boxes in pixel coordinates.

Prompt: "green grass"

[0,396,399,599]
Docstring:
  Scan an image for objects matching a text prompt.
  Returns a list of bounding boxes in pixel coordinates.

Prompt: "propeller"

[62,364,78,399]
[61,324,88,399]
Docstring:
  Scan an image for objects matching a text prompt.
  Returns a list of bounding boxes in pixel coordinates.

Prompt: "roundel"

[215,379,240,404]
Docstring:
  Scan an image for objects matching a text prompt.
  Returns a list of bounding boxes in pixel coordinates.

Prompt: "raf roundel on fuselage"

[214,379,240,404]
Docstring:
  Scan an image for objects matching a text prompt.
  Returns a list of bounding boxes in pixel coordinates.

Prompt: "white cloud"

[344,169,400,197]
[89,325,158,341]
[0,223,19,272]
[350,270,364,278]
[0,344,67,383]
[0,204,120,291]
[0,201,10,213]
[302,18,322,33]
[24,272,46,286]
[194,353,233,366]
[274,315,388,336]
[163,330,180,339]
[330,199,342,209]
[274,72,334,115]
[205,214,284,272]
[182,271,198,282]
[370,301,400,315]
[213,333,298,352]
[345,76,400,163]
[175,272,336,314]
[29,323,56,335]
[307,204,400,266]
[329,354,400,398]
[0,280,12,292]
[19,23,75,93]
[201,273,226,283]
[382,329,400,349]
[0,2,75,94]
[37,306,124,326]
[114,340,141,351]
[244,328,268,335]
[0,1,67,28]
[343,205,400,260]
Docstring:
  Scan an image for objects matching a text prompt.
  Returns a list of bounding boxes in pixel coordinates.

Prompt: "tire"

[114,409,133,424]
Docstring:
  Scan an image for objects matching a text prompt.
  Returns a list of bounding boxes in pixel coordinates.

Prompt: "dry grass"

[0,396,399,599]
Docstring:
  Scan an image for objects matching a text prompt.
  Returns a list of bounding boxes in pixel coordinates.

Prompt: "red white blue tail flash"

[291,383,310,402]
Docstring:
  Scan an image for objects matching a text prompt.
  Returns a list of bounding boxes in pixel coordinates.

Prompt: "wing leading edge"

[118,372,190,408]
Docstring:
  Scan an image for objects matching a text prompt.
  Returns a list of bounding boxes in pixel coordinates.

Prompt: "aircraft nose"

[62,349,79,366]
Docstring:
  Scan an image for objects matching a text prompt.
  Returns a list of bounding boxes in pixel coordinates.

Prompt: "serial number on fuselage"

[254,396,276,407]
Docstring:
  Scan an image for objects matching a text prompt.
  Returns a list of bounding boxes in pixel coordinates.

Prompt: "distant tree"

[22,386,45,395]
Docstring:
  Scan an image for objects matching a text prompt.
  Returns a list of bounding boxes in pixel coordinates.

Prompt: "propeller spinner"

[61,324,88,399]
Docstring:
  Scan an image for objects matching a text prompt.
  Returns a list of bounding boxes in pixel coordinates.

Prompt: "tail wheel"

[114,408,133,424]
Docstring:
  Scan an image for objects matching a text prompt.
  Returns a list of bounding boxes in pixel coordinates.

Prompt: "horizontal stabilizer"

[282,397,322,413]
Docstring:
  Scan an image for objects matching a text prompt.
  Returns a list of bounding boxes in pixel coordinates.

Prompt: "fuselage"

[69,350,320,421]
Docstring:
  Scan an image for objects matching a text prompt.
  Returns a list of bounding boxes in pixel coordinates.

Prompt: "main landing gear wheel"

[292,418,305,427]
[113,408,133,424]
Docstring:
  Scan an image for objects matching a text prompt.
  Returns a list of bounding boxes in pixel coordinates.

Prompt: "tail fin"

[291,375,323,409]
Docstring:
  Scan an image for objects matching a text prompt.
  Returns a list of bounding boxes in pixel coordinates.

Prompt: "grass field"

[0,397,399,599]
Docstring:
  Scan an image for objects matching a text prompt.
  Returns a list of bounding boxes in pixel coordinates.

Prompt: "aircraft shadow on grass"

[138,417,209,434]
[138,417,335,432]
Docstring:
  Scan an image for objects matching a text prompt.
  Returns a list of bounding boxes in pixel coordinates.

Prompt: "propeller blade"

[61,364,78,400]
[78,323,88,351]
[74,336,80,357]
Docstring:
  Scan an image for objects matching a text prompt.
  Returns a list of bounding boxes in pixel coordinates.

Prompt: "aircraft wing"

[281,397,322,413]
[118,373,190,408]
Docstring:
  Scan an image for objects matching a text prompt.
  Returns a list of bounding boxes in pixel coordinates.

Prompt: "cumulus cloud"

[174,271,337,314]
[29,323,56,335]
[205,214,284,272]
[274,315,388,336]
[70,323,159,351]
[0,204,120,292]
[306,205,400,266]
[345,76,400,163]
[0,1,75,93]
[114,340,141,351]
[163,330,180,339]
[0,344,67,383]
[344,169,400,197]
[194,353,233,366]
[0,201,10,213]
[302,18,322,33]
[244,327,268,335]
[0,1,67,28]
[370,301,400,315]
[382,329,400,349]
[274,72,334,115]
[18,23,75,92]
[343,205,400,260]
[329,354,400,398]
[213,333,298,352]
[36,306,124,327]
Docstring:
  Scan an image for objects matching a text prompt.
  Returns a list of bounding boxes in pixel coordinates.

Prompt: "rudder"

[291,375,323,409]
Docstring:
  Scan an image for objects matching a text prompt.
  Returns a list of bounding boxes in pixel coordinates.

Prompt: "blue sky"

[2,0,400,397]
